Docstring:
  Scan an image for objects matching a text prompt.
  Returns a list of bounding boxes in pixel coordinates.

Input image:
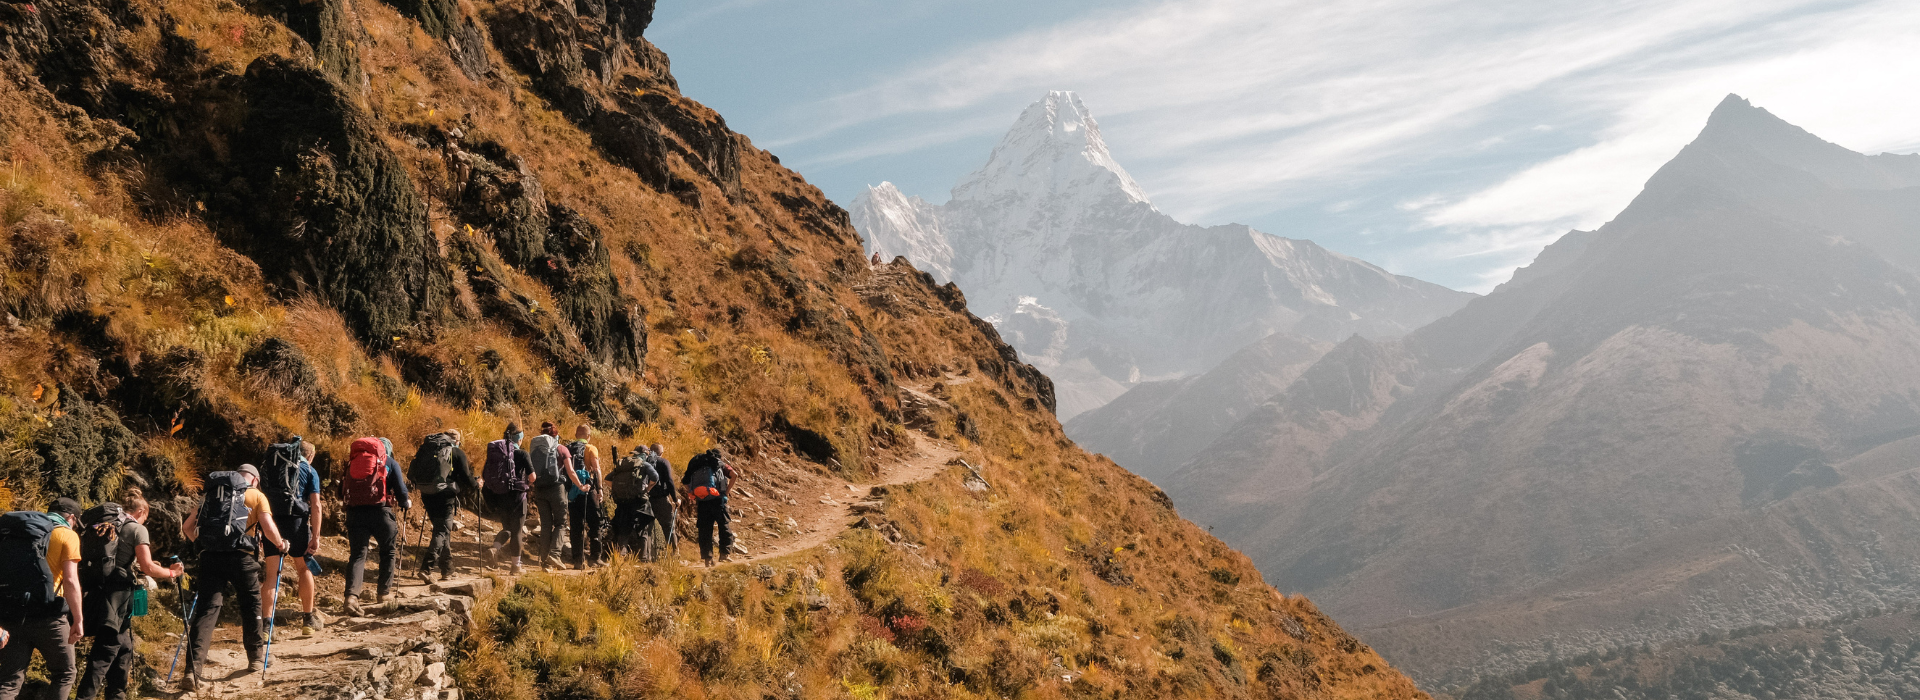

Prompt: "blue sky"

[650,0,1920,292]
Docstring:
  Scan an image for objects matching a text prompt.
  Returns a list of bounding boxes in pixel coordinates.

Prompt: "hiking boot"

[343,595,364,617]
[248,659,264,674]
[304,610,325,633]
[719,553,732,563]
[418,569,434,585]
[181,670,201,693]
[703,557,715,568]
[439,568,453,582]
[509,561,523,575]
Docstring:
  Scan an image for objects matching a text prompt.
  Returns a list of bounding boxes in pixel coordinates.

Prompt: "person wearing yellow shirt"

[0,497,84,700]
[177,465,289,691]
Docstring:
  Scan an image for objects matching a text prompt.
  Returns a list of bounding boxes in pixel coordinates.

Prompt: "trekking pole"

[166,573,196,684]
[260,554,285,683]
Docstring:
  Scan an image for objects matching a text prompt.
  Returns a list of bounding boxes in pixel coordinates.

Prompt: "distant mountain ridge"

[853,91,1473,419]
[1163,95,1920,686]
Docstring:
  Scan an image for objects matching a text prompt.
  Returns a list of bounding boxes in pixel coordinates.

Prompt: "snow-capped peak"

[951,91,1149,206]
[848,181,954,283]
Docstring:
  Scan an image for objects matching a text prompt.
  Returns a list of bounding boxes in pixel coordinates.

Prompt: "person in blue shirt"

[343,438,410,616]
[262,441,326,634]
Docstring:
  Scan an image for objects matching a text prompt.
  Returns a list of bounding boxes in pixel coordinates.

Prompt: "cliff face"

[0,0,1424,697]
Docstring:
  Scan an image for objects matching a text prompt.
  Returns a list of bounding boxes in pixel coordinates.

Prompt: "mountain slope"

[854,91,1472,419]
[0,0,1425,697]
[1168,95,1920,686]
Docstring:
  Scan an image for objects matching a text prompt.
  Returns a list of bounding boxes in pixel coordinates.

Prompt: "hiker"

[527,422,583,571]
[0,497,85,700]
[410,429,478,582]
[259,439,325,635]
[482,424,535,574]
[179,466,292,690]
[342,437,410,616]
[565,425,608,569]
[646,443,679,561]
[682,449,736,566]
[75,492,183,700]
[606,446,656,557]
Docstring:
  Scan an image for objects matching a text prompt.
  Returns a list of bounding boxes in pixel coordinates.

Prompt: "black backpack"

[607,448,656,501]
[79,503,138,592]
[0,511,65,617]
[410,434,457,496]
[197,472,256,552]
[261,437,309,518]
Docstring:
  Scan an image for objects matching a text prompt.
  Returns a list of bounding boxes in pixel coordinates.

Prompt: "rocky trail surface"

[143,430,967,700]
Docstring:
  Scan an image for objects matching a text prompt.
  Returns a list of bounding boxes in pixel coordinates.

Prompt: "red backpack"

[344,438,389,507]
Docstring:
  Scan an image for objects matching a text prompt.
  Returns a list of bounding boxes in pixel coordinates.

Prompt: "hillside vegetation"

[0,0,1425,697]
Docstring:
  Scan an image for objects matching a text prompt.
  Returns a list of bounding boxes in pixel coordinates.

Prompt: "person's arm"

[387,459,412,509]
[255,502,290,553]
[454,448,479,491]
[307,491,323,552]
[182,510,198,542]
[517,450,536,486]
[60,559,82,643]
[135,544,184,580]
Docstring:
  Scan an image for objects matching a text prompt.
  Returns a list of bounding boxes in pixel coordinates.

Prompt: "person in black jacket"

[645,444,679,562]
[411,429,479,582]
[484,425,537,575]
[343,439,410,616]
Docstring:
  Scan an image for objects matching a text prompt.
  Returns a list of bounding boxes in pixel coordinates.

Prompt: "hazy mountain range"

[1163,95,1920,687]
[852,91,1472,420]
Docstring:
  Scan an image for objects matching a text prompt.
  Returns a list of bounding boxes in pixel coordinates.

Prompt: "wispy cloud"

[761,0,1920,291]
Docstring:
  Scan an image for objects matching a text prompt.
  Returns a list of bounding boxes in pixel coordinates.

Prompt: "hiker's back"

[686,450,727,502]
[608,453,656,501]
[78,502,139,592]
[411,434,458,496]
[261,436,308,518]
[527,434,563,495]
[482,439,525,494]
[0,511,63,617]
[343,437,390,507]
[198,471,256,552]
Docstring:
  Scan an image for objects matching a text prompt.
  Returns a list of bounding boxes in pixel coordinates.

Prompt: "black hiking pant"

[0,612,75,700]
[74,625,132,700]
[695,499,732,562]
[184,550,263,677]
[611,499,654,556]
[487,491,527,563]
[568,495,606,567]
[345,505,397,599]
[421,491,458,575]
[648,492,677,559]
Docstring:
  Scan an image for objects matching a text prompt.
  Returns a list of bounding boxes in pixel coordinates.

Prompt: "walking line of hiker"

[0,419,740,699]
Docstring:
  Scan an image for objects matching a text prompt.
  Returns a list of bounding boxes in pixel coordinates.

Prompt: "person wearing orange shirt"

[0,497,85,700]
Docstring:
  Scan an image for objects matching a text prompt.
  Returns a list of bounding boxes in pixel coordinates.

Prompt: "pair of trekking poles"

[165,555,293,685]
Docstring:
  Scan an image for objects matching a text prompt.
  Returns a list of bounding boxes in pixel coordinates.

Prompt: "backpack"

[607,448,657,501]
[566,439,592,501]
[343,437,390,507]
[197,471,256,552]
[410,434,457,496]
[79,502,138,592]
[483,439,526,494]
[261,436,308,518]
[528,434,564,490]
[686,450,728,502]
[0,511,63,617]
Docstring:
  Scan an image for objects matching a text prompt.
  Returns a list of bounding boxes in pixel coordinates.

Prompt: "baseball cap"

[49,497,82,518]
[237,464,261,481]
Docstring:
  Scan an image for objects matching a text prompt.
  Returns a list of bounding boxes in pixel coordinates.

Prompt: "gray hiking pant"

[0,612,74,700]
[532,490,568,563]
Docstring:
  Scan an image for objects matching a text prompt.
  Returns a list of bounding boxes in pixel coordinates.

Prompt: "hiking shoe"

[418,570,434,585]
[375,592,389,606]
[304,610,325,633]
[181,670,201,693]
[509,561,523,575]
[703,557,715,568]
[439,569,453,582]
[344,595,364,617]
[719,554,732,563]
[248,659,264,673]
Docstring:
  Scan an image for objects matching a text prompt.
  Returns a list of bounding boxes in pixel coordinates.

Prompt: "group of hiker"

[0,420,739,699]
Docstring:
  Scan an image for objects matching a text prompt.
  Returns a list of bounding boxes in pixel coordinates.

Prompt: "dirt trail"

[149,431,965,699]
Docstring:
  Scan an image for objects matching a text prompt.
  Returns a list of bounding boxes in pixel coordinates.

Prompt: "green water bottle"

[131,587,149,617]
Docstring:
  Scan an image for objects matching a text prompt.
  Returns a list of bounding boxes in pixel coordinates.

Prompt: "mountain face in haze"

[1166,95,1920,687]
[853,91,1473,419]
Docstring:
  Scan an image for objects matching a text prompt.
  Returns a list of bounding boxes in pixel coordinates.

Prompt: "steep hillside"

[0,0,1424,697]
[1168,96,1920,687]
[853,91,1472,420]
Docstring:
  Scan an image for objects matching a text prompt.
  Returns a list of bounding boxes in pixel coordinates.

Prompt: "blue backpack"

[566,440,592,501]
[197,472,256,552]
